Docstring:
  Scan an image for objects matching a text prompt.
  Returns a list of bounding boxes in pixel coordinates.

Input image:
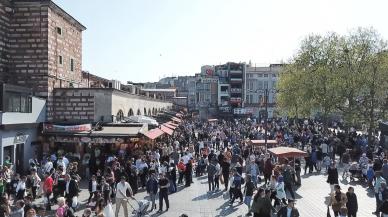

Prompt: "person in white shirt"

[115,176,133,217]
[16,176,27,200]
[30,169,41,200]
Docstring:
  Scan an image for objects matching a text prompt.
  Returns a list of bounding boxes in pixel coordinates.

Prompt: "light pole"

[248,88,275,151]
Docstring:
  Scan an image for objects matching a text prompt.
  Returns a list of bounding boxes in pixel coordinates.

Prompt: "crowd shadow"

[215,201,240,217]
[192,193,209,201]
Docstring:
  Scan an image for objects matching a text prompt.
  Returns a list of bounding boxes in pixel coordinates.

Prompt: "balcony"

[230,88,242,93]
[230,78,243,83]
[230,70,243,74]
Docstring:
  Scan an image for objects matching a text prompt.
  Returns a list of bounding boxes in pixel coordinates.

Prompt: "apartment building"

[245,64,283,118]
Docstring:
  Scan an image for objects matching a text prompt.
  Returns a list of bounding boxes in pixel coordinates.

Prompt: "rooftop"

[141,88,176,92]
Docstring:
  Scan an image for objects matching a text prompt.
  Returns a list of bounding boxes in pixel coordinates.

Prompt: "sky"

[54,0,388,83]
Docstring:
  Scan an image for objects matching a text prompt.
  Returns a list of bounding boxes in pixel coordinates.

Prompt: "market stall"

[268,146,308,166]
[249,139,278,147]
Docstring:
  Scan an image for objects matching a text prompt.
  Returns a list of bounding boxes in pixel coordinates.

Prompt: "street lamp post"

[248,88,272,151]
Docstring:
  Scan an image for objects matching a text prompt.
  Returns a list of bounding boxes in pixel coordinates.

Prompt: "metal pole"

[265,88,268,151]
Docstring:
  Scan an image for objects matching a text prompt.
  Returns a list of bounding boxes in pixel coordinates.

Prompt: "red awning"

[143,128,165,140]
[160,125,174,135]
[171,117,182,123]
[268,147,307,158]
[250,140,278,146]
[163,123,176,130]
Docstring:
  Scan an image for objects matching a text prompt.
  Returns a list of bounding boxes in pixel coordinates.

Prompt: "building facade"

[244,64,283,118]
[0,83,46,173]
[52,88,172,123]
[0,0,86,119]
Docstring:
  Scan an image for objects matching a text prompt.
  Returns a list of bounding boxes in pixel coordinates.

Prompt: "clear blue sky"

[54,0,388,83]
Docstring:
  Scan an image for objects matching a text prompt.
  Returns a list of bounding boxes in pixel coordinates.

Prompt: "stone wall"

[53,88,94,122]
[52,88,173,123]
[9,1,49,96]
[0,0,11,82]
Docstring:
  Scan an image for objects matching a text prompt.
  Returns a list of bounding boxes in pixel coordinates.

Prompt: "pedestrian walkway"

[60,171,375,217]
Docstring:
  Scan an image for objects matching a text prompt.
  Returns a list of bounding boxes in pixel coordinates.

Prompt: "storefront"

[41,123,148,161]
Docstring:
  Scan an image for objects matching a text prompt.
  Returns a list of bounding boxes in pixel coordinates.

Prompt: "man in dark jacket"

[146,173,158,211]
[277,199,300,217]
[64,174,78,208]
[207,161,217,192]
[346,187,358,217]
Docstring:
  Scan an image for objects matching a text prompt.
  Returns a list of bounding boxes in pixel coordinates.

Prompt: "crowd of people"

[0,116,387,217]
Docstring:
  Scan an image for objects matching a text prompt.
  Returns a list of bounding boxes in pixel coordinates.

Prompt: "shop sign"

[50,136,139,144]
[43,123,92,133]
[80,137,92,143]
[14,132,27,144]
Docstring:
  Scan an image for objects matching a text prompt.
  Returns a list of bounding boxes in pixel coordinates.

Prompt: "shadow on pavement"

[215,201,240,217]
[192,193,209,201]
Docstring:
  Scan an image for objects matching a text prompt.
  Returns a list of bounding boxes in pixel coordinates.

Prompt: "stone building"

[52,88,172,124]
[0,0,86,118]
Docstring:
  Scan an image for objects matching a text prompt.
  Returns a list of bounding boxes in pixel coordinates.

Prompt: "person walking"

[327,162,339,194]
[146,172,158,212]
[158,173,170,212]
[274,176,287,208]
[230,170,244,205]
[373,172,386,216]
[329,184,348,216]
[87,175,98,205]
[283,164,295,199]
[214,161,221,191]
[30,169,41,200]
[43,172,53,211]
[64,175,78,209]
[207,161,216,192]
[346,186,358,217]
[277,199,299,217]
[221,160,230,190]
[244,174,255,216]
[115,176,133,217]
[177,159,186,184]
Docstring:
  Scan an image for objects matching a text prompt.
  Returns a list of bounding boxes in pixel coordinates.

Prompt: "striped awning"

[143,128,164,140]
[160,125,174,135]
[163,123,176,130]
[171,117,182,123]
[166,121,179,127]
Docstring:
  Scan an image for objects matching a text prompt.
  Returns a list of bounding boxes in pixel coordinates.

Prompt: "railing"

[230,88,242,93]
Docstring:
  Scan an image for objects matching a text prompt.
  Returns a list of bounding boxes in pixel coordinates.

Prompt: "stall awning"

[166,121,179,127]
[91,126,145,137]
[171,117,182,123]
[143,128,165,140]
[268,147,307,158]
[163,123,176,130]
[176,113,183,117]
[160,125,174,135]
[208,119,218,122]
[250,140,278,146]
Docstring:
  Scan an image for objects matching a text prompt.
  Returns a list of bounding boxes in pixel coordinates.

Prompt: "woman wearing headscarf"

[329,184,348,216]
[274,176,287,208]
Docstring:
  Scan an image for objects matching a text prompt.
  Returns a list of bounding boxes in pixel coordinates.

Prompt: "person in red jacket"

[43,172,53,211]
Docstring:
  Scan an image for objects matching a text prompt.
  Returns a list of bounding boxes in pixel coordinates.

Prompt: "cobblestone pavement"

[32,169,374,217]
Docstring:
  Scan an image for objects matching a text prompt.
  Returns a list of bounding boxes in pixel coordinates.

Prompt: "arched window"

[144,108,147,115]
[117,109,124,121]
[128,108,134,116]
[137,109,141,115]
[148,108,151,116]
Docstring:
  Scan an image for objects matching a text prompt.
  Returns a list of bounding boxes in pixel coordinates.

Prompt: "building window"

[70,58,74,71]
[56,27,62,35]
[264,81,269,89]
[5,92,32,113]
[264,74,268,77]
[257,81,263,89]
[58,55,63,65]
